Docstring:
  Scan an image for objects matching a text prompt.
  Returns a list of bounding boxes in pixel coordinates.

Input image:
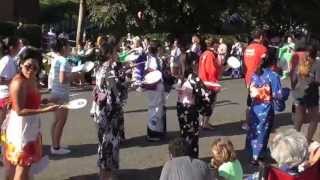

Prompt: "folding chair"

[266,160,320,180]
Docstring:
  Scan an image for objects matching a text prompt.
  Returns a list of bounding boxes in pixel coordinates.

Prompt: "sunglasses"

[23,64,38,71]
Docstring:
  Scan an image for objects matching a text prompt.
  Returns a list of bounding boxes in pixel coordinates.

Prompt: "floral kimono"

[177,73,210,158]
[246,68,283,161]
[91,60,127,170]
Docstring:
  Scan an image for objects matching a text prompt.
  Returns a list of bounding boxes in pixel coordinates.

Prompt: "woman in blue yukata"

[246,53,289,165]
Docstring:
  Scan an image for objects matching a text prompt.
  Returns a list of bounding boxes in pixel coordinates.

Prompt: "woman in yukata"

[246,53,289,165]
[176,51,210,158]
[91,36,127,180]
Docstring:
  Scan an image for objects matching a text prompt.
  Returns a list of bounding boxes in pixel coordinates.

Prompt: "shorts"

[50,92,69,104]
[295,96,319,108]
[294,84,319,108]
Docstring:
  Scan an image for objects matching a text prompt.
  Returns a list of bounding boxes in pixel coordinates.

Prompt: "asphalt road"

[1,78,319,180]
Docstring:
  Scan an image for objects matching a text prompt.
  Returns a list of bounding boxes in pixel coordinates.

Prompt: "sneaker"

[50,147,71,155]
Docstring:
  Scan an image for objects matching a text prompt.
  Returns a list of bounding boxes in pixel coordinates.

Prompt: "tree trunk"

[76,0,85,46]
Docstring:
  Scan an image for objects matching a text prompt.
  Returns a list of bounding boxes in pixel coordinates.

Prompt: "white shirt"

[51,54,71,95]
[177,75,195,104]
[218,43,228,55]
[0,55,18,98]
[170,48,182,66]
[145,54,161,71]
[15,46,28,64]
[0,55,17,80]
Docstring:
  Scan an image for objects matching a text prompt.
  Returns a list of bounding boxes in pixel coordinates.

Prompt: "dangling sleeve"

[270,71,282,100]
[190,74,210,111]
[114,62,128,104]
[269,71,285,112]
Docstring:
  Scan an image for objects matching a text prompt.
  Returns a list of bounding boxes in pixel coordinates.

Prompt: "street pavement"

[1,78,319,180]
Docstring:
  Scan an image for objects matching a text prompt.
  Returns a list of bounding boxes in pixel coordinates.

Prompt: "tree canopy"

[87,0,320,35]
[38,0,320,36]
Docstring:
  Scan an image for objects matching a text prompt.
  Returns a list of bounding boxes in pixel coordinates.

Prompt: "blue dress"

[246,68,283,160]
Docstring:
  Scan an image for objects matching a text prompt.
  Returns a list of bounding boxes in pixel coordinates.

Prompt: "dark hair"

[107,35,117,47]
[53,38,69,52]
[19,47,43,76]
[205,36,217,48]
[148,40,159,54]
[98,36,119,62]
[0,39,5,56]
[252,29,265,40]
[168,138,190,158]
[183,51,198,78]
[2,36,19,55]
[262,46,277,69]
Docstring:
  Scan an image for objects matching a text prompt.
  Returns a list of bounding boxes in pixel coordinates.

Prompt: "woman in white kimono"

[143,41,166,141]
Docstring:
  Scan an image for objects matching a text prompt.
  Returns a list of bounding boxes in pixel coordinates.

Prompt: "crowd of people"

[0,28,319,180]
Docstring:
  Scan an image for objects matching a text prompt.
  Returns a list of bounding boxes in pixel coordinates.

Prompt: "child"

[211,138,244,180]
[176,51,209,158]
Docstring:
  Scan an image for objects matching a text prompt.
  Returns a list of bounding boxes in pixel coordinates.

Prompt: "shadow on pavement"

[40,86,93,95]
[125,100,239,114]
[122,112,292,149]
[66,166,162,180]
[273,112,293,129]
[121,131,180,149]
[200,112,293,138]
[44,144,97,160]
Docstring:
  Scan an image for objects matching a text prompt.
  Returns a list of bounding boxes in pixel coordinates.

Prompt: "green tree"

[85,0,320,35]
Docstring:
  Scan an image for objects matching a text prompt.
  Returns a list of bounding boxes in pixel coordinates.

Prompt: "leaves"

[40,0,320,35]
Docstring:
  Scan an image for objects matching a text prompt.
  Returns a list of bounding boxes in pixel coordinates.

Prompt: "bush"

[16,24,42,47]
[0,21,17,37]
[0,22,41,47]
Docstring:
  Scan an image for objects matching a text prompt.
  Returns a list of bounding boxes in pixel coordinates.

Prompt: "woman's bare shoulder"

[10,75,26,90]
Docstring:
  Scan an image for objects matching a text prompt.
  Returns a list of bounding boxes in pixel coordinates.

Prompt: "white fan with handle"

[62,98,87,110]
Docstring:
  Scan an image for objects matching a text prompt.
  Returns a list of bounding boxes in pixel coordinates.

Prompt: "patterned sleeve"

[115,62,128,103]
[270,71,282,100]
[190,74,210,109]
[269,71,287,112]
